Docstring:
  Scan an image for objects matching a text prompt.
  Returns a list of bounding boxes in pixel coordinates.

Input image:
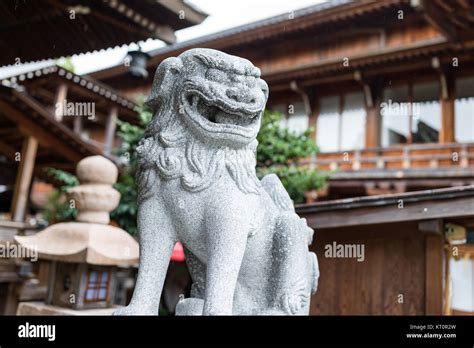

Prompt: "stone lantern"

[15,156,138,314]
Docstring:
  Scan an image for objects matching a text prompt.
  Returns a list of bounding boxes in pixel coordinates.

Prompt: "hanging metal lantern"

[126,50,150,79]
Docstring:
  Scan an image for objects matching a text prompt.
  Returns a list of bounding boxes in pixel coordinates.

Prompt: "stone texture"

[68,184,120,224]
[114,48,319,316]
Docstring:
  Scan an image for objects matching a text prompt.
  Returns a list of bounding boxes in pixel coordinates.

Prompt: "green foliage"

[256,110,327,204]
[41,168,79,224]
[258,166,326,204]
[109,98,152,235]
[110,174,138,235]
[257,110,317,166]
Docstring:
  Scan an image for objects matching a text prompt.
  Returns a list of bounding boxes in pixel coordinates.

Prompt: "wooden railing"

[307,143,474,171]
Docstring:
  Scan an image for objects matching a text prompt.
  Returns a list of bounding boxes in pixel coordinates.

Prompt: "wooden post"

[308,94,320,143]
[337,94,344,151]
[73,115,83,135]
[362,79,383,148]
[407,83,414,144]
[308,94,320,169]
[439,72,455,144]
[3,282,21,315]
[418,219,443,315]
[53,83,68,122]
[11,136,38,222]
[104,107,118,155]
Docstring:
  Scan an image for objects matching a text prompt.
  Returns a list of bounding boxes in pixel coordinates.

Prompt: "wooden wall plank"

[310,222,426,315]
[425,233,443,314]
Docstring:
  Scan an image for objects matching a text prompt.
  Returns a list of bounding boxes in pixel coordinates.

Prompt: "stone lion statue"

[114,48,319,316]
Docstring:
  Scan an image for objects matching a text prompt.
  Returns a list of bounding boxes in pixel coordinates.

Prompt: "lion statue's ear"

[146,57,183,112]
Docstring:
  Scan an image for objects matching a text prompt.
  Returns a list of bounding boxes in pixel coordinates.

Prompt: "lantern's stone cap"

[15,222,138,267]
[76,155,118,185]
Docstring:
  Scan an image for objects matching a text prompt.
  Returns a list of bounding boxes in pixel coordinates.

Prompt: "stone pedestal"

[17,301,121,316]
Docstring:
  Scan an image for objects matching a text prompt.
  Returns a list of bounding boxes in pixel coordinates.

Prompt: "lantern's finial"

[68,155,120,225]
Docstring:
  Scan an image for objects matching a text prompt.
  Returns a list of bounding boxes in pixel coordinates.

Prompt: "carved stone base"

[16,301,121,315]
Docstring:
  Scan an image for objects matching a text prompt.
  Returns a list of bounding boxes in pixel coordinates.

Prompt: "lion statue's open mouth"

[186,92,260,127]
[182,85,264,143]
[144,48,268,147]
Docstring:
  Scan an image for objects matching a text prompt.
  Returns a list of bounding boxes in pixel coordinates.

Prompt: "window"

[286,102,309,135]
[272,102,309,135]
[316,96,339,152]
[381,86,410,146]
[340,92,365,151]
[455,77,474,143]
[412,81,441,143]
[316,93,366,152]
[381,81,441,146]
[85,270,109,302]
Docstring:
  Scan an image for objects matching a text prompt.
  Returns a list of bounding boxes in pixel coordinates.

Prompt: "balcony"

[304,143,474,198]
[314,143,474,171]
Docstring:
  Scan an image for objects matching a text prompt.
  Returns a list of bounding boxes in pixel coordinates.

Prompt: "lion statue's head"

[137,48,269,195]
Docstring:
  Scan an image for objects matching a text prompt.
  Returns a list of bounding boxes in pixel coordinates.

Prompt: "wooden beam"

[104,107,118,155]
[10,136,38,222]
[308,94,320,143]
[439,72,455,143]
[300,195,474,229]
[53,83,68,122]
[153,25,177,45]
[158,0,207,25]
[0,99,83,162]
[36,162,75,171]
[424,233,443,314]
[46,0,166,44]
[418,219,443,234]
[417,0,457,41]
